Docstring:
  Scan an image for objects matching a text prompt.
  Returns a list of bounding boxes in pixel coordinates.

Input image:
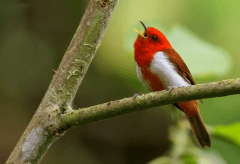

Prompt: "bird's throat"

[134,50,156,68]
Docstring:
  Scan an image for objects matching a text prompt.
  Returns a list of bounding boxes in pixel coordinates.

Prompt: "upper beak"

[133,21,149,38]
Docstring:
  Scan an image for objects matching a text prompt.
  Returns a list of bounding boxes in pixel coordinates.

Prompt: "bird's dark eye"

[152,35,158,41]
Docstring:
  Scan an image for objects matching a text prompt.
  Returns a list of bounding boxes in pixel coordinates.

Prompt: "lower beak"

[133,28,145,38]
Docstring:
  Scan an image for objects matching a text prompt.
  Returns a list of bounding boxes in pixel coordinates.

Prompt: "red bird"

[134,21,211,147]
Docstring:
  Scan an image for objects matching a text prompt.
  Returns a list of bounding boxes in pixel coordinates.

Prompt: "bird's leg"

[167,86,177,94]
[133,92,142,99]
[167,86,173,92]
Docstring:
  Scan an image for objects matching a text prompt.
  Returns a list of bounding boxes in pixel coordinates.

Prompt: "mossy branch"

[5,0,240,163]
[60,79,240,130]
[6,0,119,164]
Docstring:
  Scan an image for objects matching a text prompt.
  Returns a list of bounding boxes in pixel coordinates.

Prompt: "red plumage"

[134,22,211,147]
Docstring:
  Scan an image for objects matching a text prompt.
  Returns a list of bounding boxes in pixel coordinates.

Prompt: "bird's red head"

[134,21,172,67]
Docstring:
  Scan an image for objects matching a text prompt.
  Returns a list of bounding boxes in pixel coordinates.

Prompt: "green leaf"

[168,26,232,77]
[214,122,240,149]
[182,154,197,164]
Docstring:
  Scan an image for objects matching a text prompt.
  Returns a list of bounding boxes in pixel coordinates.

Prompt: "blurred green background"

[1,0,240,163]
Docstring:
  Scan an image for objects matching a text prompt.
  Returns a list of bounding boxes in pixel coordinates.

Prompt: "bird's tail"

[178,101,211,147]
[186,111,211,147]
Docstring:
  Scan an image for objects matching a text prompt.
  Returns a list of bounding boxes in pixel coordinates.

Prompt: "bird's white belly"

[136,51,189,90]
[150,51,189,88]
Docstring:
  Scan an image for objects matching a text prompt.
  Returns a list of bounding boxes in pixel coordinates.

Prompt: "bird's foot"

[167,86,173,92]
[133,92,142,100]
[167,86,177,94]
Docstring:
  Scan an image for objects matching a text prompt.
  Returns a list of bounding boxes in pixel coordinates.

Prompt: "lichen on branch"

[60,78,240,130]
[6,0,120,164]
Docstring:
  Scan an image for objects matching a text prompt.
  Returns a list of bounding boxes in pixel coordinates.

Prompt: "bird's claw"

[133,92,142,99]
[167,86,173,92]
[167,86,176,94]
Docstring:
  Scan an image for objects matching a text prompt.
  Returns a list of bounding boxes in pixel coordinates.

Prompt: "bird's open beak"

[133,21,149,38]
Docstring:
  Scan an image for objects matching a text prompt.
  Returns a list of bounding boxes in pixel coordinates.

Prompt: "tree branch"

[60,79,240,130]
[5,0,240,163]
[6,0,119,163]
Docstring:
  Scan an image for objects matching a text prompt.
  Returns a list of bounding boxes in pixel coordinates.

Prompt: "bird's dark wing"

[163,48,203,104]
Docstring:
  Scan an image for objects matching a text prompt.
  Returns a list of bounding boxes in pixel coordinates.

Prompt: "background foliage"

[1,0,240,163]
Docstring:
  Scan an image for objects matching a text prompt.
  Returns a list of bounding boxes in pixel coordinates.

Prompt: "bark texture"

[6,0,119,163]
[6,0,240,163]
[60,79,240,130]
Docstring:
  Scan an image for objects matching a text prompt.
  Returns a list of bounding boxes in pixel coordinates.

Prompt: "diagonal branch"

[60,79,240,130]
[6,0,119,164]
[5,0,240,163]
